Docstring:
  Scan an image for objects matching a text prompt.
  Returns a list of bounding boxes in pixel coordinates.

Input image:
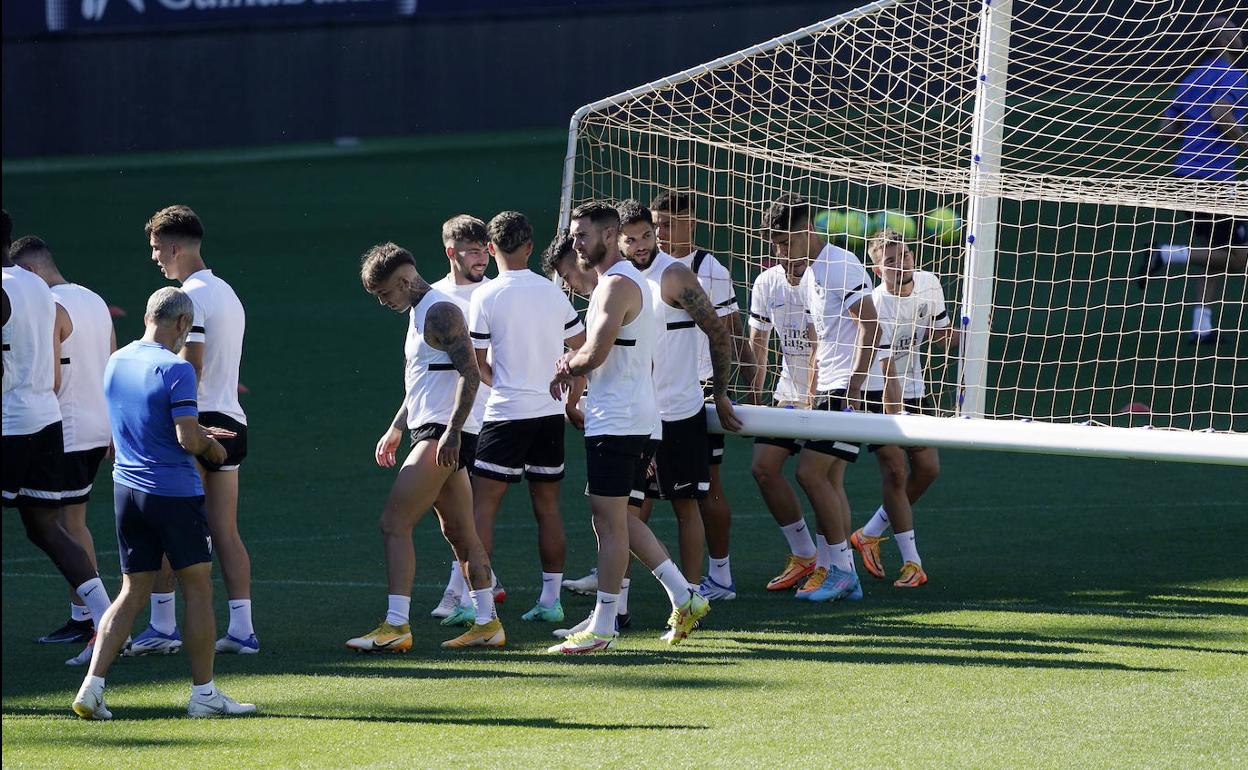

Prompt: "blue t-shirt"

[1165,55,1248,181]
[104,340,203,497]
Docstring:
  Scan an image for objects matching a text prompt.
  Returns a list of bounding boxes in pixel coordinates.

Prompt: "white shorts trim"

[833,441,860,455]
[524,463,565,476]
[16,487,61,501]
[59,484,92,499]
[474,459,523,477]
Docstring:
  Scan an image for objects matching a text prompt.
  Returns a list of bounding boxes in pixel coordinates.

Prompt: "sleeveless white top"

[404,288,463,430]
[640,252,704,422]
[2,267,62,435]
[429,274,490,435]
[584,260,659,438]
[51,284,113,451]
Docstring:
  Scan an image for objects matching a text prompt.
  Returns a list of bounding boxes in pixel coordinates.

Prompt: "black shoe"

[1187,330,1219,346]
[37,618,93,644]
[615,612,631,632]
[1134,244,1165,290]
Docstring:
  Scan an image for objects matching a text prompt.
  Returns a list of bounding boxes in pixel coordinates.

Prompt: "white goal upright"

[559,0,1248,466]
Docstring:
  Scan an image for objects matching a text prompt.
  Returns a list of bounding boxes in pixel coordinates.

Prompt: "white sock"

[191,679,216,698]
[150,592,176,635]
[457,588,474,610]
[446,561,464,597]
[75,578,111,630]
[385,594,410,626]
[652,559,692,607]
[895,530,921,566]
[831,540,854,573]
[469,588,495,626]
[1192,306,1214,335]
[84,675,105,691]
[862,505,890,537]
[815,534,832,570]
[708,555,732,586]
[227,599,254,639]
[589,591,619,635]
[490,569,500,589]
[1158,243,1189,264]
[618,578,631,615]
[71,602,91,622]
[539,572,562,607]
[780,520,817,558]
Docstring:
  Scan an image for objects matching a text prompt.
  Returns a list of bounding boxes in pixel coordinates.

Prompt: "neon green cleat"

[521,599,564,622]
[666,592,710,645]
[546,629,618,654]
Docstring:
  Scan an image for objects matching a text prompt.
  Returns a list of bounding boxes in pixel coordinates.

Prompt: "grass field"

[3,133,1246,768]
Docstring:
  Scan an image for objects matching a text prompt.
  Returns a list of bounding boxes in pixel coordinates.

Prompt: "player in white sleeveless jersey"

[747,257,822,593]
[849,229,955,589]
[468,212,586,626]
[11,237,117,652]
[1,212,114,655]
[651,191,758,601]
[546,201,710,654]
[347,242,503,651]
[772,196,881,604]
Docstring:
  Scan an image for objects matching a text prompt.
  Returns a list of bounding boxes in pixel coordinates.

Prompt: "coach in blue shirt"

[72,286,255,720]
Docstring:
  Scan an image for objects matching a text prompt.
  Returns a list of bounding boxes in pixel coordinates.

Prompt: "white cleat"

[561,569,598,596]
[72,683,112,720]
[552,613,593,639]
[65,638,95,667]
[187,689,257,718]
[430,589,460,619]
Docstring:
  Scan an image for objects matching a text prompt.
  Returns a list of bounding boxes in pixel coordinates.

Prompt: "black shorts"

[2,421,64,508]
[197,412,248,472]
[113,482,212,573]
[60,446,109,505]
[586,434,650,498]
[653,410,711,500]
[628,439,660,509]
[754,435,804,455]
[409,423,478,472]
[474,414,565,483]
[862,391,936,452]
[1190,211,1248,249]
[801,390,860,462]
[700,381,726,465]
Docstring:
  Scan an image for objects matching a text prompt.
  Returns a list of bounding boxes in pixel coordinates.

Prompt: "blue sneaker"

[698,576,737,601]
[122,625,182,656]
[215,633,260,654]
[805,566,860,602]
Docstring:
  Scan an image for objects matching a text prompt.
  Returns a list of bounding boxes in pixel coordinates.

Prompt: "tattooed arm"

[425,301,481,468]
[664,263,743,432]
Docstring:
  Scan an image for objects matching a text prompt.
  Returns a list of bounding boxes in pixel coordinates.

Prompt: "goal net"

[558,0,1248,465]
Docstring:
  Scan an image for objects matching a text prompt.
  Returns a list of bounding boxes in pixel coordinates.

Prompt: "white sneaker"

[430,589,460,619]
[187,689,257,718]
[65,637,95,667]
[72,683,112,720]
[561,569,598,596]
[552,613,593,639]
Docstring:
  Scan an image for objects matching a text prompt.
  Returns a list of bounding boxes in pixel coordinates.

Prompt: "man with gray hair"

[73,287,255,720]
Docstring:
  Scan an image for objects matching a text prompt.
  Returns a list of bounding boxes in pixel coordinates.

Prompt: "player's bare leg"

[527,480,566,574]
[469,475,508,557]
[60,501,98,630]
[86,571,156,680]
[795,449,860,601]
[434,467,504,649]
[698,465,736,598]
[382,441,455,597]
[752,442,817,589]
[671,497,706,584]
[200,468,257,652]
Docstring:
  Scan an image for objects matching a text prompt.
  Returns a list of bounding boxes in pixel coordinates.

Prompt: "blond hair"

[867,227,908,262]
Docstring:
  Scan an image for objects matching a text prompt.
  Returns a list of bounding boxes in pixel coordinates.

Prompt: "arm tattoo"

[678,282,733,398]
[425,302,481,434]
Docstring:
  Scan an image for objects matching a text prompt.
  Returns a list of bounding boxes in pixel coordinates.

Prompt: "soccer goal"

[558,0,1248,466]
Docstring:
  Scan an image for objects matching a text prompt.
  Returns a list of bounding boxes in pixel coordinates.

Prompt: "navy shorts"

[114,483,212,573]
[1190,211,1247,249]
[410,423,478,472]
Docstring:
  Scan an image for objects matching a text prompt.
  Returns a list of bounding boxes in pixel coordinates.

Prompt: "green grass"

[3,132,1247,768]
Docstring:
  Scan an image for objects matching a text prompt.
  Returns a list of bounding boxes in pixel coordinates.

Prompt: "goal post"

[559,0,1248,466]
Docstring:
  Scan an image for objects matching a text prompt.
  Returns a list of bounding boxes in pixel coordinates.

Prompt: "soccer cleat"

[766,554,816,591]
[345,622,412,653]
[553,613,591,639]
[521,599,564,623]
[38,617,93,644]
[698,576,737,601]
[849,528,888,579]
[441,618,505,649]
[1133,244,1165,290]
[72,683,112,720]
[492,582,507,604]
[187,689,258,718]
[546,629,617,654]
[794,567,828,599]
[215,633,260,654]
[805,565,861,602]
[666,592,711,644]
[893,561,928,588]
[122,625,182,656]
[430,589,460,619]
[439,604,475,627]
[561,568,598,596]
[616,612,631,631]
[65,635,95,667]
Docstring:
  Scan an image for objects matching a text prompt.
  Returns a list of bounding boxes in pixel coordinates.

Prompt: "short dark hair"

[617,199,653,228]
[540,231,574,277]
[145,205,205,241]
[487,211,533,254]
[650,191,692,215]
[360,242,416,289]
[764,194,812,234]
[570,200,620,229]
[1,209,11,249]
[441,214,488,247]
[10,235,52,265]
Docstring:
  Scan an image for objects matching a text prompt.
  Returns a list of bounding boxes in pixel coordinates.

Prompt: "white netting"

[562,0,1247,435]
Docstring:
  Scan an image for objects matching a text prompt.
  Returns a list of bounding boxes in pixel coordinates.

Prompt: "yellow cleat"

[441,618,506,649]
[893,561,928,588]
[850,528,888,579]
[766,554,816,590]
[345,621,412,653]
[794,566,828,599]
[665,592,710,645]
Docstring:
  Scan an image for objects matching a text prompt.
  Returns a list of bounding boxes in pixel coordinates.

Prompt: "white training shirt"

[468,269,584,422]
[2,266,62,435]
[430,274,491,435]
[182,269,247,425]
[864,270,952,399]
[640,251,705,422]
[584,260,659,438]
[51,283,113,451]
[749,264,815,404]
[404,288,464,430]
[801,243,873,392]
[672,250,737,382]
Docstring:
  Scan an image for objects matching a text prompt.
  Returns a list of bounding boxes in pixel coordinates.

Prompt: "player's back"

[51,283,112,451]
[2,266,61,434]
[640,252,702,422]
[182,268,246,425]
[673,249,736,382]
